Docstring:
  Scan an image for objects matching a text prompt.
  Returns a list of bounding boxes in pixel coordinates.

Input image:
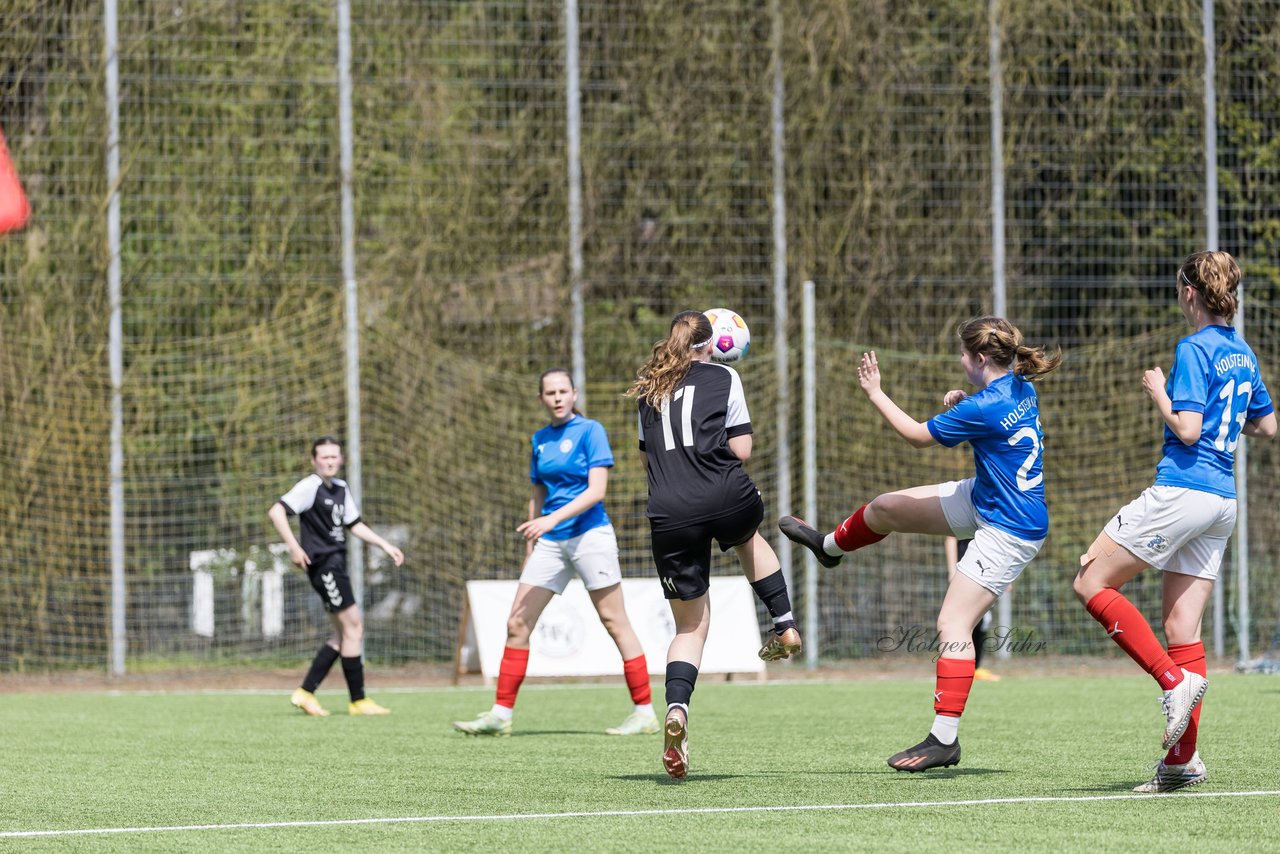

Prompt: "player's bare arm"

[517,468,608,542]
[267,502,310,567]
[1143,366,1202,445]
[859,351,937,448]
[349,521,404,566]
[1242,411,1277,438]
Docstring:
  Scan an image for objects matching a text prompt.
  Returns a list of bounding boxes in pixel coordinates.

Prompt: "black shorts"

[650,494,764,601]
[307,552,356,613]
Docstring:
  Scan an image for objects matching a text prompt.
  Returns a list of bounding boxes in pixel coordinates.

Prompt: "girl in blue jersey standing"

[780,316,1061,771]
[1074,251,1275,793]
[453,369,657,737]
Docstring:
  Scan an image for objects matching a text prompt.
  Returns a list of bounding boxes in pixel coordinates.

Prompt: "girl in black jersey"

[268,436,405,717]
[626,310,801,779]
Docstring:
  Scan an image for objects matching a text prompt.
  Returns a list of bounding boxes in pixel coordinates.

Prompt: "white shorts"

[1103,485,1236,579]
[518,524,622,594]
[938,479,1045,596]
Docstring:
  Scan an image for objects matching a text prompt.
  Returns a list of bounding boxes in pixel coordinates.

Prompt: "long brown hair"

[958,316,1062,381]
[625,310,714,407]
[1179,250,1241,322]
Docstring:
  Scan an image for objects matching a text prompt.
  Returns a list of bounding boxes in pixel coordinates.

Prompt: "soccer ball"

[704,307,750,362]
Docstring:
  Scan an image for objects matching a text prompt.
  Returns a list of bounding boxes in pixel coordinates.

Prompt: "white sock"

[822,533,845,557]
[489,704,514,720]
[634,703,654,717]
[667,702,689,719]
[930,714,959,745]
[773,611,794,627]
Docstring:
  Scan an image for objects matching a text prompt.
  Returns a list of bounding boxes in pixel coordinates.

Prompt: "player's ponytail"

[1179,250,1240,322]
[958,316,1062,383]
[626,310,714,407]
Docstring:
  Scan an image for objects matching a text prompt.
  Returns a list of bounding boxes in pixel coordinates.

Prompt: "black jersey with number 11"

[637,361,759,531]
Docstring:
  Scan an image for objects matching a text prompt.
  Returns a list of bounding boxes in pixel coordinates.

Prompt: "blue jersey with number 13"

[926,373,1048,540]
[1156,325,1273,499]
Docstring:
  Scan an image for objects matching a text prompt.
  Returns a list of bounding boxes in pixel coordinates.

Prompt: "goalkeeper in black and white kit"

[627,310,802,779]
[268,436,404,717]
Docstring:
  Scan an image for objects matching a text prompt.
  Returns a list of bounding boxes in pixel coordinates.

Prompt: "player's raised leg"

[781,484,952,570]
[1075,533,1205,748]
[733,532,801,661]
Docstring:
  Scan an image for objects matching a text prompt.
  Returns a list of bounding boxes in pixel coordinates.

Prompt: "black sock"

[665,661,699,708]
[341,655,366,702]
[302,645,340,693]
[749,570,792,620]
[973,623,986,669]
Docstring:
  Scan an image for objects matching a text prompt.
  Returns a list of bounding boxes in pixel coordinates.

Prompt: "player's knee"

[1073,533,1117,603]
[596,609,625,637]
[1162,612,1198,644]
[1070,570,1093,603]
[506,614,533,644]
[935,609,971,640]
[865,495,896,529]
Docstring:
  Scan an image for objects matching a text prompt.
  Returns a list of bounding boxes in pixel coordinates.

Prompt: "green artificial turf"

[2,673,1277,852]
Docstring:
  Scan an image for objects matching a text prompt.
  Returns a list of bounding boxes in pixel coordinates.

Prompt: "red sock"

[933,657,976,717]
[1085,589,1183,690]
[833,505,888,552]
[495,645,530,709]
[1165,641,1206,764]
[622,655,652,706]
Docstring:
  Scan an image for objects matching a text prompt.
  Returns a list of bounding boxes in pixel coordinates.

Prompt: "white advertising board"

[458,577,766,679]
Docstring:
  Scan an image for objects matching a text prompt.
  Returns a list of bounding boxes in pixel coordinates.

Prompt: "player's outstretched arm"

[350,522,404,566]
[858,351,936,448]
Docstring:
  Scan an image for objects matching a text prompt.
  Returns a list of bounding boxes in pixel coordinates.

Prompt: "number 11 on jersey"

[660,386,697,451]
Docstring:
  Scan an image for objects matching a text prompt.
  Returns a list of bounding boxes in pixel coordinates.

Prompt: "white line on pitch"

[4,790,1279,839]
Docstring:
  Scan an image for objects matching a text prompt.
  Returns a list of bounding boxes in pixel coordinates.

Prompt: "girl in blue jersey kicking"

[1074,251,1274,793]
[780,316,1061,771]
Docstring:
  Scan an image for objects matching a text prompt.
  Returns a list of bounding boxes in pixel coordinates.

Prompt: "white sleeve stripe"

[725,365,750,428]
[279,475,321,514]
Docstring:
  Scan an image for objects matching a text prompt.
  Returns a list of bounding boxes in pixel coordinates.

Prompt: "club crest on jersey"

[1146,534,1170,553]
[559,438,573,453]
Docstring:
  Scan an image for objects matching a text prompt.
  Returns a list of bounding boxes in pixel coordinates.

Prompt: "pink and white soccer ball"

[703,307,750,362]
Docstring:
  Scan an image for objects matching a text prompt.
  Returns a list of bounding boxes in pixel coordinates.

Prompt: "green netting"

[2,0,1278,671]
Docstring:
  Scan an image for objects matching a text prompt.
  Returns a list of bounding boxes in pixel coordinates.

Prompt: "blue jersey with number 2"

[1156,325,1273,499]
[927,373,1048,540]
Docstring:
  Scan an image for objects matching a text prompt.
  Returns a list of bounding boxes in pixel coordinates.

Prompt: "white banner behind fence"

[459,578,766,679]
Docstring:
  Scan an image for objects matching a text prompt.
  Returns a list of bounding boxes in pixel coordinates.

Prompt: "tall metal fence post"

[104,0,126,676]
[564,0,586,399]
[770,0,793,591]
[802,281,818,669]
[336,0,364,602]
[989,0,1012,659]
[1197,0,1241,663]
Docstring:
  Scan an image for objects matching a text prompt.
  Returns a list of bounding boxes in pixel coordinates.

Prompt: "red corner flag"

[0,125,31,233]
